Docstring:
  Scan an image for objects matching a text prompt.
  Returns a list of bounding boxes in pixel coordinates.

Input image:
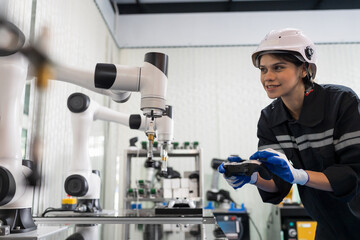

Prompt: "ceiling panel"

[113,0,360,14]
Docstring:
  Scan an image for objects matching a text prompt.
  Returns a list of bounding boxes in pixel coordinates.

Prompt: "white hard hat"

[252,28,317,79]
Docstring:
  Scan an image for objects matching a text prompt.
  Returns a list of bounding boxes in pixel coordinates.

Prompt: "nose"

[262,70,275,82]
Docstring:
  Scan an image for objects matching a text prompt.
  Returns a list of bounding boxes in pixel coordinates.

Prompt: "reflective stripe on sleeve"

[335,137,360,151]
[333,130,360,145]
[262,129,360,152]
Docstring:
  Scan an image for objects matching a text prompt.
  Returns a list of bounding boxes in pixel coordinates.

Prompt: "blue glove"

[250,148,309,185]
[218,156,258,189]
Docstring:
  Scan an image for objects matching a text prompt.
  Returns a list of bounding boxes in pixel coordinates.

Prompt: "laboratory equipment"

[214,212,250,240]
[266,205,316,240]
[124,148,203,211]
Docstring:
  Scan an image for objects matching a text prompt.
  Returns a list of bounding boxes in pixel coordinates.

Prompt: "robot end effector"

[92,52,170,167]
[144,105,174,176]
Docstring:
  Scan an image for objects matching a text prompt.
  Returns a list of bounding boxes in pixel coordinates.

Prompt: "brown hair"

[259,53,313,88]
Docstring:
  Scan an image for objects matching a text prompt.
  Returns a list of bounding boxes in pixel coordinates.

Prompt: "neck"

[281,84,305,120]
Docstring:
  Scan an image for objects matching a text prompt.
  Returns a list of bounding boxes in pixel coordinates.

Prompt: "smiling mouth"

[266,85,280,90]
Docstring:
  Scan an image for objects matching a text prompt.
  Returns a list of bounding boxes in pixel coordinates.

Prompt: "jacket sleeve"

[325,92,360,202]
[256,110,293,204]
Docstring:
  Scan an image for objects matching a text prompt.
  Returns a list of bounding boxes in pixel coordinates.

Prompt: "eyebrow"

[259,62,287,68]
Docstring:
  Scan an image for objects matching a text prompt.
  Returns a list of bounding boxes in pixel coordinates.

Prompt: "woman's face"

[259,54,306,99]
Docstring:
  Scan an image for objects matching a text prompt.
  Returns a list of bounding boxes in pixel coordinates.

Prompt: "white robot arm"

[52,65,131,103]
[52,52,168,116]
[64,92,148,212]
[52,52,169,173]
[0,18,37,233]
[64,92,175,212]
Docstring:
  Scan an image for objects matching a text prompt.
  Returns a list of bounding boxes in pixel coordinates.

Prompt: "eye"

[274,65,284,71]
[259,67,267,73]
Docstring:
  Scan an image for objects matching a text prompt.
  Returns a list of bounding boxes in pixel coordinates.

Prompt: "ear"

[301,64,307,78]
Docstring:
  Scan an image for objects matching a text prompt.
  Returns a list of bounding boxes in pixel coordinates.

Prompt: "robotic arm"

[64,92,174,212]
[52,52,169,173]
[53,50,168,112]
[0,20,37,233]
[64,92,148,212]
[0,18,170,232]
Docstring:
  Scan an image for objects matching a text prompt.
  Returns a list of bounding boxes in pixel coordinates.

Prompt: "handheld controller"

[223,160,272,180]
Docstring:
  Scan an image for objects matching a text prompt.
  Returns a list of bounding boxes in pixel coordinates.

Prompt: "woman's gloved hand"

[250,148,309,185]
[218,156,258,189]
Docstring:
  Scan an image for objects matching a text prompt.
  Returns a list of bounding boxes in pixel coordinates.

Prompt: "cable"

[238,219,244,240]
[248,215,263,240]
[231,200,263,240]
[41,207,74,217]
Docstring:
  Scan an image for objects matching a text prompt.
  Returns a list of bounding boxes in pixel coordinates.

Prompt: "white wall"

[116,9,360,47]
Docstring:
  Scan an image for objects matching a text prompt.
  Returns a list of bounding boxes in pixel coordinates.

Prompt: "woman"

[219,28,360,239]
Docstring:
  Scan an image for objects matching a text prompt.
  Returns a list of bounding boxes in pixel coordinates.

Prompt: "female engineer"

[219,28,360,239]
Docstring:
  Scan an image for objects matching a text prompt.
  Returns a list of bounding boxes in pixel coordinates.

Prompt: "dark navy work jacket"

[256,83,360,240]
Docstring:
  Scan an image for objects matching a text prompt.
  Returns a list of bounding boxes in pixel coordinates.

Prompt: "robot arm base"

[75,199,102,213]
[0,208,37,233]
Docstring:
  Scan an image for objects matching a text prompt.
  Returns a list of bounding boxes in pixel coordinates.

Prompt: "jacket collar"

[269,83,325,128]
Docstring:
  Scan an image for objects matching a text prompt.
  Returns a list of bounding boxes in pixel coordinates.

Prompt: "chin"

[266,93,279,99]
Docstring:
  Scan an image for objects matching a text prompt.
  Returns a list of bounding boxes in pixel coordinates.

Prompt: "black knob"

[67,93,90,113]
[288,228,297,237]
[64,175,88,197]
[0,167,16,205]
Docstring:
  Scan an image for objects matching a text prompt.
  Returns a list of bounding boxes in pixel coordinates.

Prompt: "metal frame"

[33,216,215,225]
[123,148,203,210]
[123,148,204,239]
